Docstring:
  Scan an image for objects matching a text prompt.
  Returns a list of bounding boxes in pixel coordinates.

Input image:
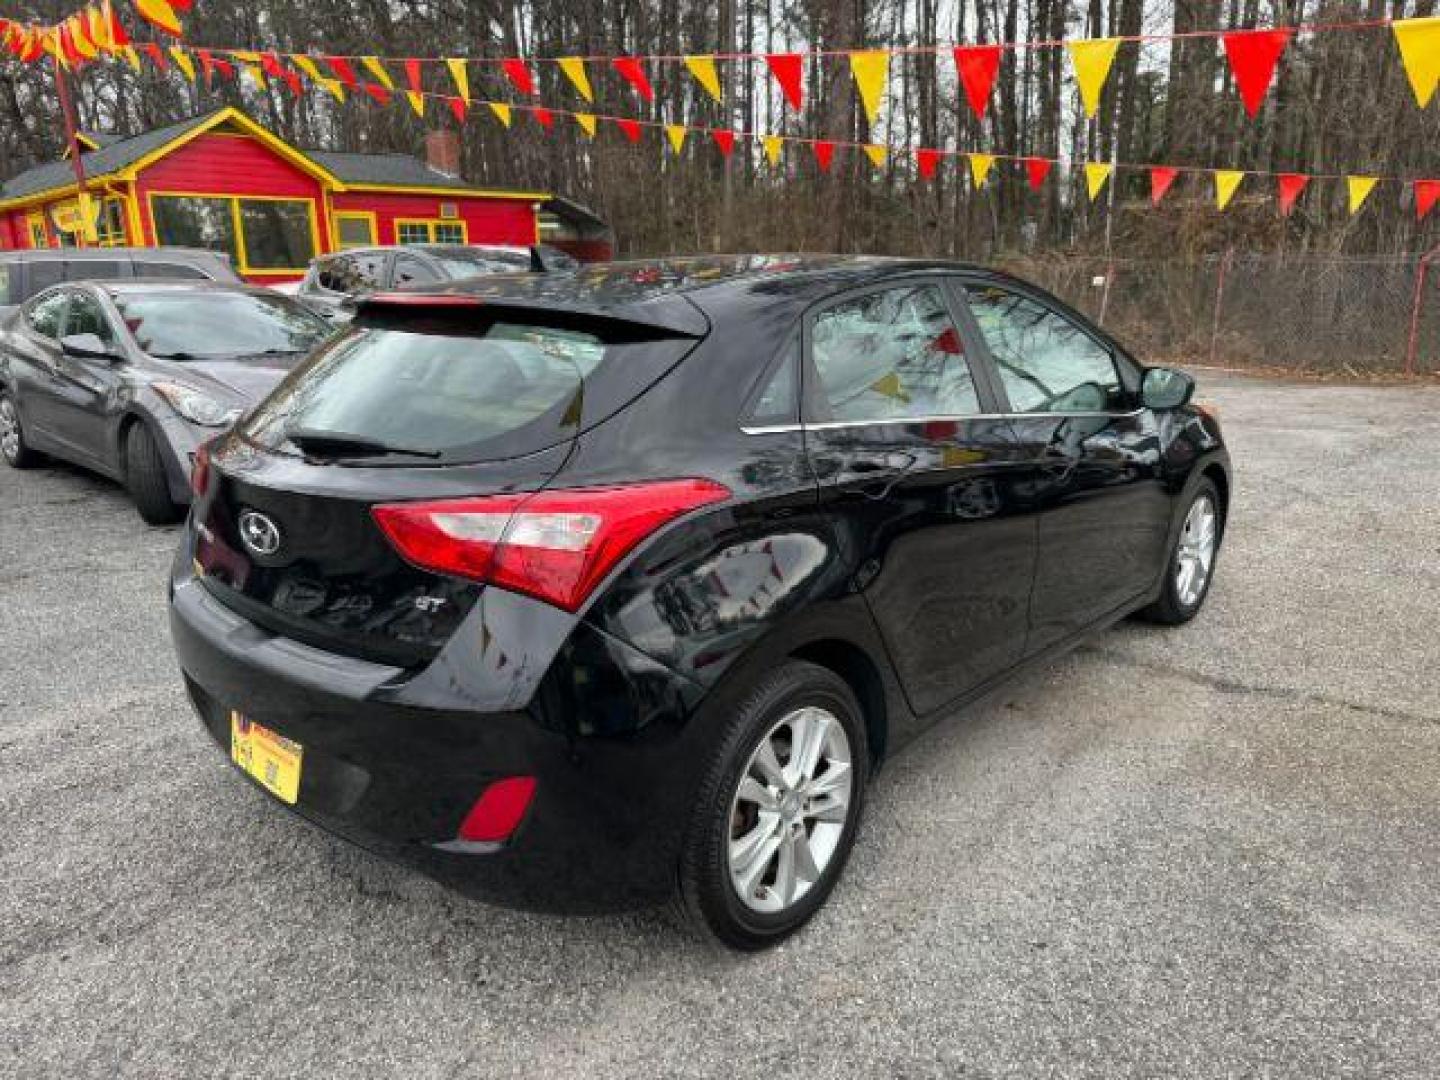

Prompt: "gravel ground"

[2,371,1437,1079]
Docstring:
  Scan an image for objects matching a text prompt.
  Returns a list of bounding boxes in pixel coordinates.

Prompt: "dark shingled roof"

[303,150,470,190]
[2,110,227,201]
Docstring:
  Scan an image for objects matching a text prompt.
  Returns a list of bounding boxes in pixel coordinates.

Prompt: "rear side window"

[65,260,124,283]
[135,261,210,280]
[809,283,979,422]
[240,319,696,464]
[316,254,383,293]
[392,255,440,287]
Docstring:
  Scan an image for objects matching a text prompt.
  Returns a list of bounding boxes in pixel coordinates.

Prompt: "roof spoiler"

[357,292,709,339]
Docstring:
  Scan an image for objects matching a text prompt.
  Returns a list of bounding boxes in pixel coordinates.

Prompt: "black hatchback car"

[169,255,1230,949]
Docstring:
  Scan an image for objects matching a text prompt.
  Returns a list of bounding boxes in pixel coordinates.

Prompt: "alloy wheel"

[727,705,854,914]
[1176,494,1218,607]
[0,398,20,464]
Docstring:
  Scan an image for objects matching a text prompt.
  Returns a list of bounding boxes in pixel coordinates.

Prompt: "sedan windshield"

[114,292,332,360]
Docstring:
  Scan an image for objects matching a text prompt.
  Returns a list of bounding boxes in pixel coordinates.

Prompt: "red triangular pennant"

[711,129,736,157]
[614,117,642,142]
[954,45,1002,120]
[403,57,423,94]
[1222,28,1292,119]
[362,82,391,107]
[501,57,535,95]
[532,106,554,129]
[612,57,654,101]
[916,148,942,180]
[766,53,805,112]
[326,56,359,89]
[1150,166,1179,204]
[1025,157,1053,190]
[1415,180,1440,221]
[448,96,467,124]
[812,140,835,172]
[1277,173,1309,216]
[264,52,301,96]
[140,41,166,70]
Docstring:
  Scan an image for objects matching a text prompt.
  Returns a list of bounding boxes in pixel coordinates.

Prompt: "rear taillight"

[458,776,537,843]
[191,441,212,498]
[371,478,730,612]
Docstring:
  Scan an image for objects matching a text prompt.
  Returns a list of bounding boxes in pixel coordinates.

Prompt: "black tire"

[0,391,44,469]
[678,660,870,951]
[1136,478,1222,626]
[124,422,185,526]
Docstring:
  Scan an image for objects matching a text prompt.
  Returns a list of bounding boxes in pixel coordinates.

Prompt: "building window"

[151,194,315,274]
[96,198,128,247]
[396,219,467,245]
[335,212,376,249]
[27,214,48,249]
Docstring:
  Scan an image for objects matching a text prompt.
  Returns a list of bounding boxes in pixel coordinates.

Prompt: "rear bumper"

[169,553,709,914]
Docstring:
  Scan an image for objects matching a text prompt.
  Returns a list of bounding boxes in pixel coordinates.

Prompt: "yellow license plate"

[230,712,302,805]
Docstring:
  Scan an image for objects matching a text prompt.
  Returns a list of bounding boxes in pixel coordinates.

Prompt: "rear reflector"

[458,776,537,843]
[372,478,730,612]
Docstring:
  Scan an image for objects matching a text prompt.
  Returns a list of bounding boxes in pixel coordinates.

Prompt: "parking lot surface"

[2,372,1438,1079]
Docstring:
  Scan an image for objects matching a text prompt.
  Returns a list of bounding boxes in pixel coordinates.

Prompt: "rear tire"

[1137,478,1222,626]
[0,392,43,469]
[678,660,869,951]
[124,422,185,526]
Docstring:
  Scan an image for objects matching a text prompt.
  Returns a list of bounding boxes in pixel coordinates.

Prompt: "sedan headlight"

[152,381,242,428]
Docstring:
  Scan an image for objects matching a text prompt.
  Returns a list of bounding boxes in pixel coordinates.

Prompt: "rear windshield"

[240,318,694,464]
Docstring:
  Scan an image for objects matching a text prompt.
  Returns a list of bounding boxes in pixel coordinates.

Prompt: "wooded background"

[1,0,1437,263]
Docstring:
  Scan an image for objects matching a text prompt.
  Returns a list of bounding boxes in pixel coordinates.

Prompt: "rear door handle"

[849,451,916,474]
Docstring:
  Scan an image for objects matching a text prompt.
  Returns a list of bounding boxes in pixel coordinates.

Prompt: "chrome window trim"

[741,407,1145,435]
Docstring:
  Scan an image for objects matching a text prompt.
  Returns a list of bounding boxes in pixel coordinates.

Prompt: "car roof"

[370,254,1002,335]
[92,280,286,298]
[0,246,225,263]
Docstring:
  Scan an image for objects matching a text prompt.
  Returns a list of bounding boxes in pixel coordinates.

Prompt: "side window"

[64,260,124,283]
[316,254,383,293]
[65,293,115,344]
[393,255,440,287]
[26,291,69,339]
[809,283,979,422]
[135,261,209,281]
[964,284,1123,414]
[746,335,799,425]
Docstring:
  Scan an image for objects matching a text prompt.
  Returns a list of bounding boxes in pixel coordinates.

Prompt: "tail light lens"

[190,440,213,498]
[458,776,537,843]
[371,478,730,612]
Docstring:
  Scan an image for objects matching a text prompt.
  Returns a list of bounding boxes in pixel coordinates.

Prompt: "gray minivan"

[0,248,241,317]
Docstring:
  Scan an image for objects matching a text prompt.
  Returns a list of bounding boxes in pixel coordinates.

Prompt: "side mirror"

[1141,367,1195,410]
[60,333,118,362]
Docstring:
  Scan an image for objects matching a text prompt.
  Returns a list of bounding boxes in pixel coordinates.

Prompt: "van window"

[27,260,66,298]
[64,260,124,284]
[135,261,210,280]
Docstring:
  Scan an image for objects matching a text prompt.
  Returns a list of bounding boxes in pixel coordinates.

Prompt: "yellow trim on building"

[344,182,549,201]
[334,210,378,249]
[26,212,49,248]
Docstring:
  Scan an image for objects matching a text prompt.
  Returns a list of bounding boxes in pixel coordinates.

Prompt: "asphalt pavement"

[2,371,1437,1078]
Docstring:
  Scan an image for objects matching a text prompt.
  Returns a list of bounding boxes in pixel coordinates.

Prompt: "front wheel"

[1137,479,1222,625]
[124,422,185,526]
[678,660,869,951]
[0,392,43,469]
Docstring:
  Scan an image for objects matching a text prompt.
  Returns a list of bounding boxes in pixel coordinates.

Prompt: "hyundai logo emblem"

[238,510,283,557]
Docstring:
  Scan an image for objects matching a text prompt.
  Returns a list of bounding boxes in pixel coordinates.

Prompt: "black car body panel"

[169,255,1232,914]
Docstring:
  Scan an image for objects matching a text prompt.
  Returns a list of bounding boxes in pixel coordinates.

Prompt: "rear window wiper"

[286,427,442,460]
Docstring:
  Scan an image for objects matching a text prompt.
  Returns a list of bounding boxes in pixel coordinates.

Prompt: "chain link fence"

[999,254,1440,376]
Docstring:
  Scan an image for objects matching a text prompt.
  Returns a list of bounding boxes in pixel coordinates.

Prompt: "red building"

[0,107,612,281]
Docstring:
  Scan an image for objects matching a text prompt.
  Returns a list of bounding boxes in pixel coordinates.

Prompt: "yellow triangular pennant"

[1348,175,1378,214]
[575,112,597,137]
[849,50,889,125]
[1068,38,1120,118]
[665,124,687,154]
[317,78,346,102]
[488,102,512,128]
[232,51,267,90]
[969,153,995,188]
[290,54,323,82]
[763,135,784,167]
[406,91,426,117]
[1085,162,1113,200]
[169,47,195,82]
[1214,169,1243,210]
[1393,17,1440,108]
[684,55,721,102]
[559,57,593,102]
[361,56,394,91]
[870,372,904,400]
[446,58,470,103]
[122,45,140,72]
[864,144,887,168]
